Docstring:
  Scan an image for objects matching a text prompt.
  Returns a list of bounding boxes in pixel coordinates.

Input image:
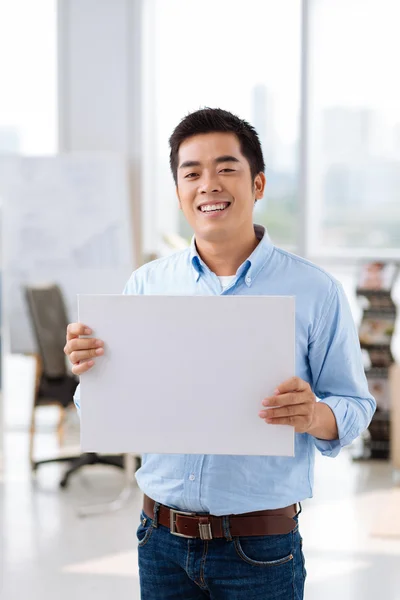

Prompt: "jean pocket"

[234,532,294,568]
[136,511,154,548]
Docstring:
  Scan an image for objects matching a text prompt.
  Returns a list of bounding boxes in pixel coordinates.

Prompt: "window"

[0,0,58,423]
[142,0,301,253]
[308,0,400,256]
[0,0,58,155]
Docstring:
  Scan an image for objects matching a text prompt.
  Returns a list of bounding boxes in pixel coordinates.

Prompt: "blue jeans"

[137,505,306,599]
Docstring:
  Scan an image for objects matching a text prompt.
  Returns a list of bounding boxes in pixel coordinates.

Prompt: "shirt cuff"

[312,397,358,457]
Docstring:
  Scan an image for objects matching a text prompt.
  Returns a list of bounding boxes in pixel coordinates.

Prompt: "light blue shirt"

[74,225,376,515]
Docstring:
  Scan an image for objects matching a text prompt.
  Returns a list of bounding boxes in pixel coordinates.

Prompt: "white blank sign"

[79,295,295,456]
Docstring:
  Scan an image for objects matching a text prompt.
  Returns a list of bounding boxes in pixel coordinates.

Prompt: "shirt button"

[246,276,251,284]
[189,474,196,481]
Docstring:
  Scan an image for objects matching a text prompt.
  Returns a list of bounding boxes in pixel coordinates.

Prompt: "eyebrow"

[179,155,241,169]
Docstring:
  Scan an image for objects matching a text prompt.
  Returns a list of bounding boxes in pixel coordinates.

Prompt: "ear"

[254,172,266,201]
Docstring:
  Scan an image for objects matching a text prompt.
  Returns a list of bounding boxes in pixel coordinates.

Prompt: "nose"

[199,172,222,194]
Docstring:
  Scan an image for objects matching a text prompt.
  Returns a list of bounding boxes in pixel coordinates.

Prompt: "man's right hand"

[64,323,104,375]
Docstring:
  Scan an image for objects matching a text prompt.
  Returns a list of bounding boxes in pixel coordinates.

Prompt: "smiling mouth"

[198,202,231,213]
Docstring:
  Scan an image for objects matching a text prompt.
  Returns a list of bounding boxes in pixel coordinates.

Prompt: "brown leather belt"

[143,495,298,540]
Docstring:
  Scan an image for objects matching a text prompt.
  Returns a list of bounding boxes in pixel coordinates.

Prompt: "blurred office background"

[0,1,400,599]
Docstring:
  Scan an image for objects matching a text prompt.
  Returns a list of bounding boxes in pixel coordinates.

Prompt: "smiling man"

[65,108,376,599]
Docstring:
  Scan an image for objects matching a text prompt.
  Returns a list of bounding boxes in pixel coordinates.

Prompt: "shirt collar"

[190,224,274,285]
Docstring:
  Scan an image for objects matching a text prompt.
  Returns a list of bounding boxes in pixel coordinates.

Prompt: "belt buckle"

[170,509,197,539]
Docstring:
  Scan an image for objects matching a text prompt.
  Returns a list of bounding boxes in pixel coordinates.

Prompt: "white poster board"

[79,294,295,456]
[0,154,135,354]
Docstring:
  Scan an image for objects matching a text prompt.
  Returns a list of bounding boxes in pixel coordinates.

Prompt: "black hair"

[169,107,265,185]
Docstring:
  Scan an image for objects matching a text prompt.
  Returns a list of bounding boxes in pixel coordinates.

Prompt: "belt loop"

[153,501,160,528]
[222,516,232,541]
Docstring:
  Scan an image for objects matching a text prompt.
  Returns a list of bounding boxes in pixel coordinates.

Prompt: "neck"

[195,225,259,276]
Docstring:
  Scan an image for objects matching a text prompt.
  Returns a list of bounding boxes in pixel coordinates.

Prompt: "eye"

[184,172,198,179]
[219,168,235,173]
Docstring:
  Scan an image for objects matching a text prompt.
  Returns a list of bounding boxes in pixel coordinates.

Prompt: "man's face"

[176,132,265,242]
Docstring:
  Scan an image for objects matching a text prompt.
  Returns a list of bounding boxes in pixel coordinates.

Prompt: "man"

[65,108,376,599]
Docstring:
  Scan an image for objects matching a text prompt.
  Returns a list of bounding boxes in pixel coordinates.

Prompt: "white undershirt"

[218,275,236,291]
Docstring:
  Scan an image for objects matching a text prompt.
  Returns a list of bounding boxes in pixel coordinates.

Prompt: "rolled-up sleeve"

[308,280,376,457]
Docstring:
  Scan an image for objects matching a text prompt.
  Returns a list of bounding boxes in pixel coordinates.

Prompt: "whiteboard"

[0,154,135,354]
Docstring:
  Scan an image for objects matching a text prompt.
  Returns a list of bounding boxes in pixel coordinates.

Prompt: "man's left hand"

[259,377,316,434]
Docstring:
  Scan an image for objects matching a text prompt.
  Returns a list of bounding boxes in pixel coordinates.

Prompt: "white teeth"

[200,203,228,213]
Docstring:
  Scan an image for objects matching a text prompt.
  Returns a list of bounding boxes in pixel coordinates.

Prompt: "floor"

[1,423,400,600]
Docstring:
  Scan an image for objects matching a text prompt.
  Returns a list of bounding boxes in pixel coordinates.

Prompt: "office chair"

[25,284,125,488]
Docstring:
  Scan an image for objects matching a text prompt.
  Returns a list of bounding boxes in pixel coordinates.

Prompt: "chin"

[195,224,231,242]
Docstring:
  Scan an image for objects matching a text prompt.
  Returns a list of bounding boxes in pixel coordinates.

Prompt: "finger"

[261,415,299,427]
[72,359,95,375]
[259,404,309,420]
[66,323,92,342]
[70,348,104,364]
[274,377,309,395]
[262,392,307,408]
[65,338,104,355]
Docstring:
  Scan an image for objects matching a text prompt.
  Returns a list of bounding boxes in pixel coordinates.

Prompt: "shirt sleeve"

[308,280,376,457]
[73,271,139,419]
